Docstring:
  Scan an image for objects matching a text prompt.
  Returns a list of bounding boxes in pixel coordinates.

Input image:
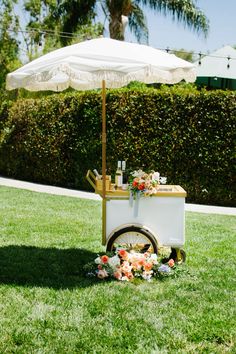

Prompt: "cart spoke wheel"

[106,226,158,254]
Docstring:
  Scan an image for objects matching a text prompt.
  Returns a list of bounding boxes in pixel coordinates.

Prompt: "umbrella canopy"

[6,37,196,91]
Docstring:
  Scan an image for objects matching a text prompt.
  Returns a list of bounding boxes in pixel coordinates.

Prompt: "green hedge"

[0,87,235,206]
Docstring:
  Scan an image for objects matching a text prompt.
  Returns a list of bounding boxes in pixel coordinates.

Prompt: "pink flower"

[168,259,175,268]
[97,269,108,279]
[121,261,133,274]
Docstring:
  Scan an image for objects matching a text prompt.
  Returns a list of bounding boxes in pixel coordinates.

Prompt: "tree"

[23,0,103,54]
[22,0,209,57]
[172,49,195,62]
[100,0,209,42]
[0,0,21,92]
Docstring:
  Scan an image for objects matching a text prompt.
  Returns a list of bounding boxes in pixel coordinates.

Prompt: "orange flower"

[144,262,153,271]
[138,259,145,267]
[118,249,129,260]
[138,183,145,190]
[168,259,175,268]
[101,255,109,264]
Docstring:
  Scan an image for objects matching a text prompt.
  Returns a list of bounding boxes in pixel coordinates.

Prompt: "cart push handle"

[86,170,97,191]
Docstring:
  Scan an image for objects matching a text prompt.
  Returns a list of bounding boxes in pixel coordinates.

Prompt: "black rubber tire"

[106,225,158,254]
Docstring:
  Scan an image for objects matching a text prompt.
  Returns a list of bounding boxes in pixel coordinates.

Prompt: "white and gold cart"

[86,170,187,262]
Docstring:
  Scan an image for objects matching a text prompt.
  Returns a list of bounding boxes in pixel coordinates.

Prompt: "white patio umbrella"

[6,37,196,241]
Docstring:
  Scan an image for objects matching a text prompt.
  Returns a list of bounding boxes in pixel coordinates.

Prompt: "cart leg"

[169,248,186,263]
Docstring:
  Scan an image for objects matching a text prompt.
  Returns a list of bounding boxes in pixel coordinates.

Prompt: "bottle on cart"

[121,160,128,189]
[115,161,123,188]
[93,169,101,179]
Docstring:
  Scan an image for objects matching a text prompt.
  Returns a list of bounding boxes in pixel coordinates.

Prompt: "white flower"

[131,169,145,178]
[142,271,153,281]
[149,253,158,264]
[121,276,129,281]
[108,255,120,269]
[152,171,160,182]
[94,257,101,264]
[128,252,144,263]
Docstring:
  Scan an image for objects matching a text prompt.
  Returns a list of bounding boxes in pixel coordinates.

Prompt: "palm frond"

[135,0,209,37]
[128,3,148,43]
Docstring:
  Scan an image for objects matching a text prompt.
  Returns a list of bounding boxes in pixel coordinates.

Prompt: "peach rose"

[113,271,122,280]
[126,272,134,280]
[131,262,142,271]
[144,262,153,271]
[168,259,175,268]
[138,259,145,267]
[118,249,129,260]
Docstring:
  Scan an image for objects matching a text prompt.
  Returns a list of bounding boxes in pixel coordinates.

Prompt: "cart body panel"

[106,194,185,247]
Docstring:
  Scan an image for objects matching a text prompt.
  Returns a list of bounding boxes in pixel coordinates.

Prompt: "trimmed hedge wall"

[0,87,235,206]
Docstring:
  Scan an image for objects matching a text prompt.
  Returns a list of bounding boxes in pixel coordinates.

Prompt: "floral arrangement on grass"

[128,170,161,198]
[85,249,178,282]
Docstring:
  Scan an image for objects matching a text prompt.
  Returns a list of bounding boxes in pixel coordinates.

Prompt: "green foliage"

[23,0,99,54]
[172,48,195,62]
[0,0,21,90]
[0,87,235,206]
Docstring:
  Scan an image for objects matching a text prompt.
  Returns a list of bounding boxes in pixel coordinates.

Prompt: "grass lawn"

[0,186,235,353]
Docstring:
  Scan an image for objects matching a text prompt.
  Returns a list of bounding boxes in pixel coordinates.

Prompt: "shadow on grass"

[0,245,100,289]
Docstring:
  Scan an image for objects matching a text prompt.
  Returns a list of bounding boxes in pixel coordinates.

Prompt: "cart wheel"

[106,225,158,254]
[169,248,186,264]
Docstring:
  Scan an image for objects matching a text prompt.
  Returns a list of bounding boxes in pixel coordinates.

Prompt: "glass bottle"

[115,161,123,188]
[122,160,128,188]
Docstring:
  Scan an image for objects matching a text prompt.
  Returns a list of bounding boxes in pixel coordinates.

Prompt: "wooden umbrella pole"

[102,80,106,245]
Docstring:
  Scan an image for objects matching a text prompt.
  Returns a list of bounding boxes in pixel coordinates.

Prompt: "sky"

[100,0,236,56]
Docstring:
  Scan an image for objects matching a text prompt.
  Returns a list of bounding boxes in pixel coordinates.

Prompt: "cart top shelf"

[86,170,187,199]
[101,184,187,198]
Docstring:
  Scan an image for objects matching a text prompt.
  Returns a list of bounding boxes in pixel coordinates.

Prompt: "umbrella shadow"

[0,245,100,289]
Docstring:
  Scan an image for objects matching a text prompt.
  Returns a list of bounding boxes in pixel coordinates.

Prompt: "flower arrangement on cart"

[128,169,166,198]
